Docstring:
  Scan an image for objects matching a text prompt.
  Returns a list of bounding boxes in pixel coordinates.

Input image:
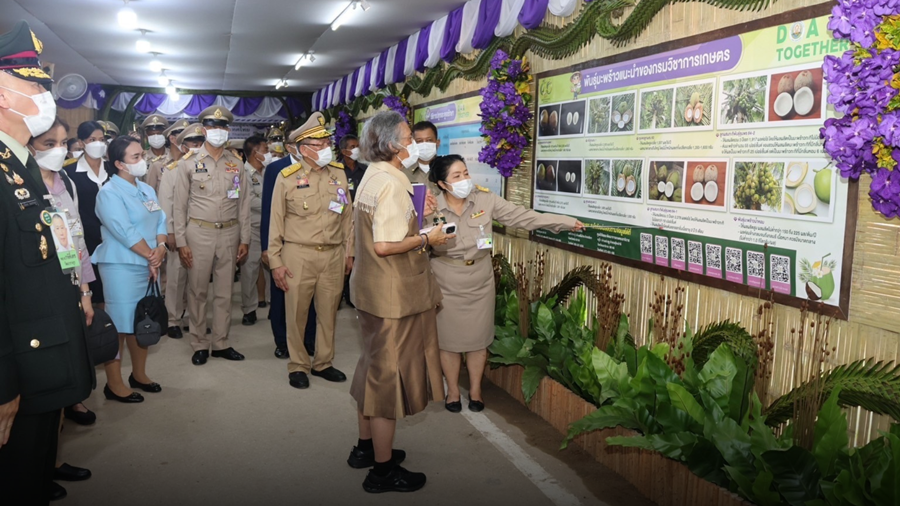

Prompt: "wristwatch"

[81,290,93,298]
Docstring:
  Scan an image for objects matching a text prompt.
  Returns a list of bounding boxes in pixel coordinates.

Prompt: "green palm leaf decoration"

[692,321,758,371]
[541,265,596,307]
[764,359,900,427]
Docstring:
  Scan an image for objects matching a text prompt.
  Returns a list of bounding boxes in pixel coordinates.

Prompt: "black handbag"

[86,307,118,365]
[134,280,167,348]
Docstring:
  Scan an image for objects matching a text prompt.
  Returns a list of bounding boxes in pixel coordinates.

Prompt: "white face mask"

[349,147,360,161]
[205,128,229,147]
[123,158,148,178]
[0,87,56,137]
[70,150,83,159]
[419,163,430,174]
[305,145,333,168]
[397,140,419,169]
[447,178,474,199]
[84,141,108,159]
[189,147,201,155]
[34,146,68,172]
[258,151,273,166]
[148,134,166,149]
[418,142,437,162]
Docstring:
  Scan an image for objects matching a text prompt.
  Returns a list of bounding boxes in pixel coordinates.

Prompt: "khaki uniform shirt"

[245,162,265,229]
[400,162,440,197]
[173,145,251,248]
[268,159,353,270]
[145,151,176,194]
[157,156,183,235]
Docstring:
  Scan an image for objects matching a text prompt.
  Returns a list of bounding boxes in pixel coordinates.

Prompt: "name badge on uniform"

[195,168,208,174]
[143,200,162,212]
[348,181,355,191]
[296,177,309,189]
[328,201,344,214]
[227,175,241,199]
[476,224,493,250]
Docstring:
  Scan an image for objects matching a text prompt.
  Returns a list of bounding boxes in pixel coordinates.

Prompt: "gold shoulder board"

[181,152,194,160]
[63,157,78,167]
[475,184,490,192]
[328,161,344,169]
[281,163,302,178]
[166,160,178,170]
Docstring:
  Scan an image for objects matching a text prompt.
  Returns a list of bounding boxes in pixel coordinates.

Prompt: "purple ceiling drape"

[339,76,348,105]
[350,68,359,98]
[363,60,373,96]
[415,22,432,73]
[518,0,549,29]
[375,48,389,89]
[393,38,408,84]
[231,96,264,117]
[441,7,464,63]
[472,0,501,50]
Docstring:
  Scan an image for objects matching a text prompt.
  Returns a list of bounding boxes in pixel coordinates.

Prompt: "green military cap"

[176,123,204,145]
[198,105,234,125]
[141,114,168,130]
[164,119,191,137]
[0,21,52,85]
[288,112,330,143]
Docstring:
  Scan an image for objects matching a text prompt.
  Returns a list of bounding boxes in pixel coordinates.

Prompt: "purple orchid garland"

[478,49,533,178]
[383,95,411,124]
[334,109,354,151]
[822,1,900,218]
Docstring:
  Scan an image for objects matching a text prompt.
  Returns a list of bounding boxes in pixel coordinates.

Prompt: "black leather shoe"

[274,347,289,359]
[167,326,183,339]
[289,372,309,389]
[103,384,144,403]
[468,399,485,412]
[206,327,211,334]
[128,374,162,393]
[445,398,462,413]
[192,350,209,365]
[54,463,91,482]
[311,367,346,382]
[48,481,66,501]
[63,404,96,426]
[182,325,189,331]
[363,465,426,493]
[242,311,257,326]
[258,301,268,308]
[211,348,245,361]
[348,447,406,469]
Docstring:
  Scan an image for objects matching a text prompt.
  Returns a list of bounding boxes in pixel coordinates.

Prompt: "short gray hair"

[360,111,405,162]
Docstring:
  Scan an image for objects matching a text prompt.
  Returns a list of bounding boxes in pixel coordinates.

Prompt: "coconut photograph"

[538,104,560,137]
[557,160,583,194]
[610,159,643,199]
[731,161,785,213]
[799,253,838,302]
[639,88,674,131]
[647,160,684,202]
[767,67,823,122]
[610,93,636,133]
[535,160,558,191]
[719,75,767,124]
[674,82,714,128]
[584,159,611,196]
[587,96,611,134]
[559,101,586,136]
[685,161,726,207]
[782,160,834,220]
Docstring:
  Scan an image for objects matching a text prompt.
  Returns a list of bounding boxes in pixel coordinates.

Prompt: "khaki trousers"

[186,222,240,352]
[165,246,189,327]
[283,243,343,374]
[240,224,262,314]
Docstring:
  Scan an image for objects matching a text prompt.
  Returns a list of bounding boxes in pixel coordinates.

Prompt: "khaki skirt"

[350,308,444,419]
[431,256,495,353]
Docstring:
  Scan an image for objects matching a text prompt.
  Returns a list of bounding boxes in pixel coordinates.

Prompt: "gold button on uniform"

[30,339,40,349]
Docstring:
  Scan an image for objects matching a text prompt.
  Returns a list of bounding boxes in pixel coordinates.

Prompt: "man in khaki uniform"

[141,114,169,166]
[270,112,352,389]
[99,120,119,142]
[400,120,441,196]
[174,106,251,365]
[267,127,285,160]
[146,119,189,193]
[159,123,204,339]
[240,135,268,326]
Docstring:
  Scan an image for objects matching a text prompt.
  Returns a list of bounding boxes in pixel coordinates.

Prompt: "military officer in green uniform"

[0,21,94,503]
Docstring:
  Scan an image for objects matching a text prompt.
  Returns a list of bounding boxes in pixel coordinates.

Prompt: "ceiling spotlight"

[118,1,138,29]
[275,79,288,90]
[166,84,178,97]
[136,29,151,52]
[332,1,366,31]
[294,56,305,71]
[149,52,162,72]
[360,0,371,11]
[308,52,316,63]
[158,72,169,86]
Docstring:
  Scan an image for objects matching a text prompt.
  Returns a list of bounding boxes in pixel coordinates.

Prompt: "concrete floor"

[56,289,654,506]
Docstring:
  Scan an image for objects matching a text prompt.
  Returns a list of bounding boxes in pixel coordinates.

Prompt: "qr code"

[770,254,791,284]
[706,244,722,270]
[671,239,685,262]
[747,251,765,279]
[688,241,703,265]
[725,247,743,274]
[640,233,652,255]
[655,236,669,259]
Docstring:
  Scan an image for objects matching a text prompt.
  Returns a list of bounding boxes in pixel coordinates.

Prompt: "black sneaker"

[347,447,406,469]
[242,311,257,326]
[362,465,426,493]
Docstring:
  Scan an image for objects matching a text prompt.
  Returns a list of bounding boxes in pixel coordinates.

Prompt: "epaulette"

[281,163,302,178]
[151,154,164,162]
[181,151,194,160]
[328,161,344,169]
[166,160,178,170]
[475,184,490,192]
[63,157,78,167]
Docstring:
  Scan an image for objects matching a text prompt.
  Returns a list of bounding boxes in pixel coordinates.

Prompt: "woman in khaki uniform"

[426,155,584,412]
[348,111,454,494]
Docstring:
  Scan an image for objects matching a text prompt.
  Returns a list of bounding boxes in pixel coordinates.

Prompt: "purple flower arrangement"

[478,49,533,178]
[822,1,900,217]
[383,95,411,123]
[334,109,353,150]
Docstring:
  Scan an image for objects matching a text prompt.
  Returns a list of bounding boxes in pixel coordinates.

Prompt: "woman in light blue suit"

[93,136,167,403]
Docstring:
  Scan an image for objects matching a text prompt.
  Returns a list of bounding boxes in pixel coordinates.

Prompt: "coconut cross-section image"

[647,160,684,202]
[685,161,726,207]
[767,67,823,122]
[782,160,834,220]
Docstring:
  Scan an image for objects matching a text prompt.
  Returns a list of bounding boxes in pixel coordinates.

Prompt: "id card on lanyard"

[42,208,81,274]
